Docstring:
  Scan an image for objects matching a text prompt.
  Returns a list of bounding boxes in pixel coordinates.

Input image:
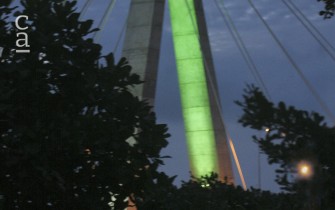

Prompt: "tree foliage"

[318,0,335,19]
[236,85,335,209]
[0,0,170,209]
[163,174,302,210]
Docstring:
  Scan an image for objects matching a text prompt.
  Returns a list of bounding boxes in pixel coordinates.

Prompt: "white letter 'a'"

[16,32,30,48]
[15,15,29,30]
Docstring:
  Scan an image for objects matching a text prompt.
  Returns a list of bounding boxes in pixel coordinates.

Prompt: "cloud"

[263,11,278,20]
[209,30,235,53]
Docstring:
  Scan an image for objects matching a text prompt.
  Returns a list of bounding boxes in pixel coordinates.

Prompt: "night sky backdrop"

[46,0,335,192]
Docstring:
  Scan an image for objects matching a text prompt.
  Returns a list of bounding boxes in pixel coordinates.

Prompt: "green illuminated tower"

[123,0,234,183]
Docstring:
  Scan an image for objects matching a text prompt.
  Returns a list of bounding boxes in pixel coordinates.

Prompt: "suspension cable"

[214,0,271,100]
[282,0,335,62]
[79,0,93,20]
[113,14,128,53]
[286,0,335,53]
[184,0,247,189]
[247,0,335,124]
[93,0,117,42]
[79,0,125,53]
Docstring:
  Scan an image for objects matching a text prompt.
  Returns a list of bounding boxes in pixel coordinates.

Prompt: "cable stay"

[282,0,335,62]
[247,0,335,124]
[79,0,93,20]
[286,0,335,53]
[214,0,272,100]
[184,0,248,190]
[113,14,128,53]
[77,0,125,53]
[93,0,117,42]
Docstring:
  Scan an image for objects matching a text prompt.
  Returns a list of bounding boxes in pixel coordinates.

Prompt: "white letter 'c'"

[15,15,29,30]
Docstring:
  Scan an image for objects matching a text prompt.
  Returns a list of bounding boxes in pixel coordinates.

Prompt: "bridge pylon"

[122,0,234,184]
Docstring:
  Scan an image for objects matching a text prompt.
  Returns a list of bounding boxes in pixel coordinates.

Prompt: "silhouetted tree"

[236,85,335,209]
[0,1,170,209]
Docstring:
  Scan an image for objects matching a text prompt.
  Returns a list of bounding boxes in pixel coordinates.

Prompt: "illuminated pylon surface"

[122,0,234,183]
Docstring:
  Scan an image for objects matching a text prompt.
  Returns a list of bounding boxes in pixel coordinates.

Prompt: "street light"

[297,161,313,179]
[300,165,309,175]
[296,161,319,209]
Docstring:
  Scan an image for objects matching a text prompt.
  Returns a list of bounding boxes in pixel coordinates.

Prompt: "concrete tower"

[123,0,234,183]
[122,0,165,106]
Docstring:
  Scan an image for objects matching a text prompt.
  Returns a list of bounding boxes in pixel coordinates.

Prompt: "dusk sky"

[73,0,335,192]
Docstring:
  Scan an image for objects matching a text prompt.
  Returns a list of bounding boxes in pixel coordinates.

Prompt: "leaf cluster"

[318,0,335,19]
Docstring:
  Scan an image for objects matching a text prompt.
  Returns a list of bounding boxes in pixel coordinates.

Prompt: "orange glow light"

[297,161,313,179]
